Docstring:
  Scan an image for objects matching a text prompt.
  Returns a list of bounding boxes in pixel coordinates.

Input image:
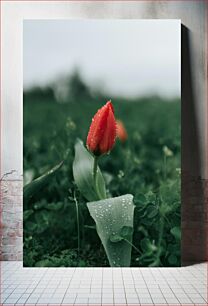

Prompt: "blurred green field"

[23,79,181,267]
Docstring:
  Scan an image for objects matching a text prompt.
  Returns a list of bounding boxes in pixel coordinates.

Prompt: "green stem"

[164,155,167,180]
[123,238,142,255]
[153,215,165,266]
[158,216,165,250]
[93,156,103,200]
[73,191,80,257]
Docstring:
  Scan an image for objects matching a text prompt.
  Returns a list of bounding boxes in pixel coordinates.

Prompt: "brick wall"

[0,181,23,261]
[181,175,208,264]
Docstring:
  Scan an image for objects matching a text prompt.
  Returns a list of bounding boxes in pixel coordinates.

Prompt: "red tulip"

[116,120,128,142]
[86,101,116,155]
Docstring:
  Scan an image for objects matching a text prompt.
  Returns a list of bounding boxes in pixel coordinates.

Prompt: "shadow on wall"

[181,25,207,265]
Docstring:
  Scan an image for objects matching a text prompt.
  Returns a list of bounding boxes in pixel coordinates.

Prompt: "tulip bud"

[116,120,128,142]
[86,101,116,155]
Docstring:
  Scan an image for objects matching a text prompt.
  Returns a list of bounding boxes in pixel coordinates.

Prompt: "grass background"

[23,74,181,267]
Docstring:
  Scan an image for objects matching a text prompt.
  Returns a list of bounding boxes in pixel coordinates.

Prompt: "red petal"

[86,101,116,155]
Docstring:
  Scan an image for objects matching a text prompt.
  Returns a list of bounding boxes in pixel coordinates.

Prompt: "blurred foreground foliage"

[23,72,181,267]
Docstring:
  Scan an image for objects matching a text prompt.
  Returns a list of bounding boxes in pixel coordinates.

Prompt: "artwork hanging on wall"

[23,19,181,267]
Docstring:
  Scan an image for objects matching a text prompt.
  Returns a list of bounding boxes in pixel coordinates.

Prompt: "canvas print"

[23,20,181,267]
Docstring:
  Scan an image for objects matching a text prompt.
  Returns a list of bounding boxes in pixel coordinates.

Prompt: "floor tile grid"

[99,268,105,304]
[157,268,192,304]
[184,264,208,299]
[28,268,61,304]
[72,268,98,305]
[78,268,95,305]
[32,268,81,304]
[61,268,78,305]
[3,267,49,304]
[102,268,114,305]
[123,269,141,305]
[186,265,207,304]
[5,266,51,299]
[68,267,88,304]
[161,267,207,304]
[0,266,193,306]
[35,268,72,304]
[162,268,202,304]
[143,269,169,304]
[1,263,29,303]
[131,267,207,306]
[118,268,128,304]
[114,269,124,303]
[173,267,206,303]
[0,262,208,306]
[148,268,179,304]
[101,268,110,305]
[56,268,74,302]
[138,269,156,304]
[131,268,153,305]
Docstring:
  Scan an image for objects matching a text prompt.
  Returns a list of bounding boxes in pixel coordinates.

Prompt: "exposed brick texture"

[0,180,23,261]
[0,178,208,264]
[181,175,208,265]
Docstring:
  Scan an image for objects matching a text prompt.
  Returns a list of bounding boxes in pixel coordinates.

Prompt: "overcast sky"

[23,19,180,98]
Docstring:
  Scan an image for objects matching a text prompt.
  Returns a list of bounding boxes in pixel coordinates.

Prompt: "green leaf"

[25,221,37,232]
[24,161,63,207]
[110,234,123,243]
[73,139,106,201]
[141,218,154,226]
[140,238,156,253]
[120,226,133,238]
[23,169,35,186]
[110,227,133,243]
[146,205,158,218]
[34,201,47,210]
[135,193,146,205]
[23,210,34,220]
[87,194,135,267]
[140,238,151,252]
[103,171,113,185]
[78,260,86,267]
[170,226,181,240]
[46,202,63,211]
[84,225,96,230]
[168,254,178,265]
[167,243,178,253]
[146,191,156,203]
[35,259,54,267]
[35,210,48,223]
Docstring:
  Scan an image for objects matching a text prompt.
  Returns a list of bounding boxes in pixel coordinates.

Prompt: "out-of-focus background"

[24,20,180,98]
[23,20,181,267]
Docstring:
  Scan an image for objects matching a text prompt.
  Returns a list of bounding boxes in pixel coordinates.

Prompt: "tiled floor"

[0,261,207,305]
